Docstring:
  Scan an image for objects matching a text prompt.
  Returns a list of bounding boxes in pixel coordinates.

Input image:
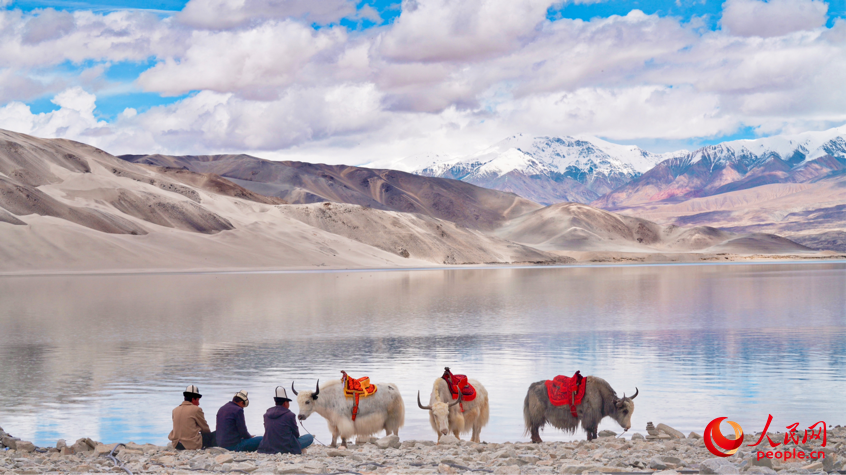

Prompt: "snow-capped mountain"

[415,134,688,205]
[597,125,846,208]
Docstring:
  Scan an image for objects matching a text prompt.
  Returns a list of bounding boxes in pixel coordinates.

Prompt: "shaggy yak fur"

[419,377,490,442]
[295,379,405,447]
[523,376,637,442]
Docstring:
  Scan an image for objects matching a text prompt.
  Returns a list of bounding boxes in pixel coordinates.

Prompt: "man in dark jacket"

[257,387,313,454]
[216,390,263,451]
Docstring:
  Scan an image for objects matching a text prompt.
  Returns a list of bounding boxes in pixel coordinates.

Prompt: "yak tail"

[386,383,405,435]
[522,389,533,436]
[523,383,545,436]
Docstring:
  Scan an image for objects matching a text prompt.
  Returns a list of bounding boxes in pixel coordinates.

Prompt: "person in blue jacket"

[257,386,314,454]
[216,390,263,451]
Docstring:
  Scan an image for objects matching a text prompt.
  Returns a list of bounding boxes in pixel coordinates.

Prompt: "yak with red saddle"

[417,367,490,442]
[523,371,638,441]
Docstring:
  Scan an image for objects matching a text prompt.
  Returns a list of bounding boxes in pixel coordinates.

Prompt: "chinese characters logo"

[704,417,744,457]
[704,415,827,461]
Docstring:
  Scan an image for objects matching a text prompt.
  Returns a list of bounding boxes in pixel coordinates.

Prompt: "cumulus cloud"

[2,0,846,164]
[721,0,828,37]
[0,9,183,69]
[22,8,75,44]
[137,21,348,98]
[0,87,109,140]
[378,0,553,63]
[177,0,357,29]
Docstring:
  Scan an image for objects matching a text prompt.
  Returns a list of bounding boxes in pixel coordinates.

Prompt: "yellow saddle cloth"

[341,370,378,397]
[340,370,377,421]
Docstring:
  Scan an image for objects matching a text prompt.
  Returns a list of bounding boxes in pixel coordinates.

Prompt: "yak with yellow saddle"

[292,371,405,448]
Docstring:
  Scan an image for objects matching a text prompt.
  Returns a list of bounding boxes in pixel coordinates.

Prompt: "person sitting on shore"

[169,385,215,450]
[216,390,263,452]
[257,387,313,455]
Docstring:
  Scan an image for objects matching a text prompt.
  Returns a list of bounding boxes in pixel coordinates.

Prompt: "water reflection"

[0,263,845,446]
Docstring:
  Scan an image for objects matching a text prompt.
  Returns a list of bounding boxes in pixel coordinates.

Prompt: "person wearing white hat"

[216,390,263,452]
[168,385,215,450]
[257,386,313,454]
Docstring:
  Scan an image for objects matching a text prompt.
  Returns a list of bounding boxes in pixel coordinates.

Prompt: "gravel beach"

[2,424,843,474]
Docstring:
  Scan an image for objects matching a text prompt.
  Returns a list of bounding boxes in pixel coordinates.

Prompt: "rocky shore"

[1,424,843,474]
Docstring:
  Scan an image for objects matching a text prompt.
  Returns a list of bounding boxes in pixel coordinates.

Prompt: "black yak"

[523,376,637,442]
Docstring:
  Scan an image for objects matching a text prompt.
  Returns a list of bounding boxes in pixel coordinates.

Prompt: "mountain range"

[367,134,687,205]
[376,127,846,210]
[0,129,819,274]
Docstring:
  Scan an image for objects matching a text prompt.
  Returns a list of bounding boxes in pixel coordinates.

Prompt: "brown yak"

[523,376,637,442]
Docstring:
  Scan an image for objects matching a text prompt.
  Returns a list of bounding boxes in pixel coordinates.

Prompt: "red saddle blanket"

[545,371,587,416]
[442,368,477,402]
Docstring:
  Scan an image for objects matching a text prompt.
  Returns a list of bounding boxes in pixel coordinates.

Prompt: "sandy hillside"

[121,153,541,231]
[495,202,813,254]
[607,176,846,251]
[277,202,559,265]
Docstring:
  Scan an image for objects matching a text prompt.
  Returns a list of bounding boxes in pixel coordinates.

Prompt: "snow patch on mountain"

[688,124,846,167]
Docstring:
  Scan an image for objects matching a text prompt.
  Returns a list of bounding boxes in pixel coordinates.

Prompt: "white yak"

[293,379,405,447]
[418,376,489,442]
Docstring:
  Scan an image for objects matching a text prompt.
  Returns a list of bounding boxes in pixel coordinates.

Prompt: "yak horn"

[417,391,432,410]
[448,390,462,407]
[312,380,320,399]
[291,382,298,396]
[630,388,638,400]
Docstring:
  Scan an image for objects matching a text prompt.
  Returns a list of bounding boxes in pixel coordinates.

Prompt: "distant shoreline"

[2,254,845,278]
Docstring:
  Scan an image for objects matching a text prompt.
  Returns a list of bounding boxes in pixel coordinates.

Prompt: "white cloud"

[137,21,348,98]
[0,87,109,140]
[721,0,828,37]
[1,0,846,164]
[378,0,553,63]
[0,9,183,69]
[21,8,74,44]
[177,0,357,29]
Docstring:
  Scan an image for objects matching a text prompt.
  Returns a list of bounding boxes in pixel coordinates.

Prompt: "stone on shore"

[699,458,740,474]
[1,435,17,450]
[16,440,36,453]
[95,442,119,454]
[598,430,617,437]
[747,467,778,474]
[495,465,521,474]
[689,432,702,439]
[214,453,234,464]
[376,434,401,449]
[438,434,459,445]
[657,423,685,439]
[276,461,325,474]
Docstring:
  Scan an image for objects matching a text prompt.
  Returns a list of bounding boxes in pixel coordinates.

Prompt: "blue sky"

[1,0,845,161]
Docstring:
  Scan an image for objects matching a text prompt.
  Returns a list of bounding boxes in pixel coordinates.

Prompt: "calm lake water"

[1,263,845,447]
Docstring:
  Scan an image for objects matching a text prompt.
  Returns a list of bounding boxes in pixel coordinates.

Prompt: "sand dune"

[278,202,560,265]
[610,176,846,251]
[495,202,811,254]
[121,154,541,231]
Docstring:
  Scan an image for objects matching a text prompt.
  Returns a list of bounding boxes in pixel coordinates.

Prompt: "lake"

[1,262,845,447]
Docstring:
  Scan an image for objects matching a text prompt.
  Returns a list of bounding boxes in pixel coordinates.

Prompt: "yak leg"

[330,434,338,448]
[471,424,481,443]
[453,429,461,440]
[340,437,348,448]
[530,424,543,444]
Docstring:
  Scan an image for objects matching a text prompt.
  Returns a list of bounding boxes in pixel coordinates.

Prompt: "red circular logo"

[704,417,745,457]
